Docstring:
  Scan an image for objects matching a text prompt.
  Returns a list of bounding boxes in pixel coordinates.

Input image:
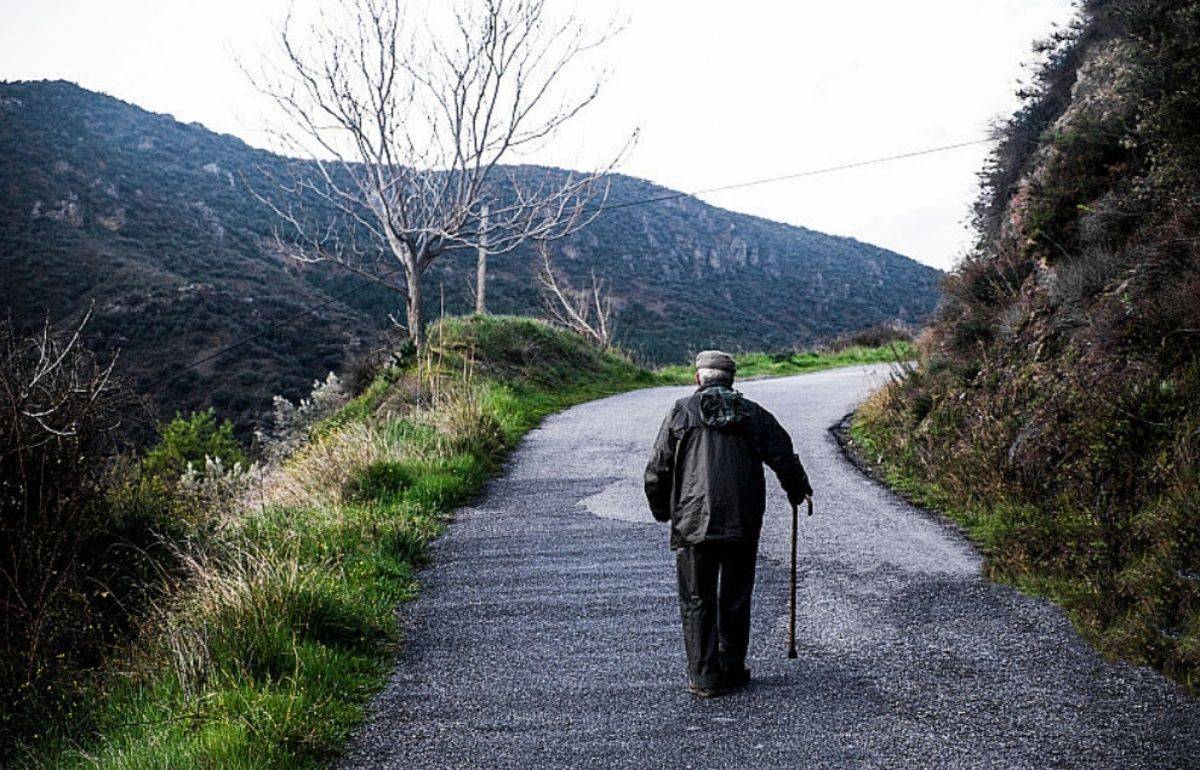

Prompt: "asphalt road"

[341,365,1200,769]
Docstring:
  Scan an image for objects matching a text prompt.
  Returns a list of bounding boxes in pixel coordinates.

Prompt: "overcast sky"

[1,0,1077,270]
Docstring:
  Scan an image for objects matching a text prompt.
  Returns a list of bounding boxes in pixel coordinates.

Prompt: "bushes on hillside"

[0,316,142,739]
[143,408,246,481]
[257,372,350,460]
[0,317,272,757]
[829,323,913,351]
[858,0,1200,691]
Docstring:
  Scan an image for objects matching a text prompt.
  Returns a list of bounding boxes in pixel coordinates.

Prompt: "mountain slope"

[0,80,940,434]
[853,1,1200,690]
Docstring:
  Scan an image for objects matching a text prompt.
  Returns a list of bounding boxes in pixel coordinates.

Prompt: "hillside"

[0,80,940,436]
[853,1,1200,690]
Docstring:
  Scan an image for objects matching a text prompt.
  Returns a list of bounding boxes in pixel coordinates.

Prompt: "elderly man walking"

[644,350,812,697]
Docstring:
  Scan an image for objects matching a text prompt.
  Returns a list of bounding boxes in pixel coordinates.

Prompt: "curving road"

[341,366,1200,769]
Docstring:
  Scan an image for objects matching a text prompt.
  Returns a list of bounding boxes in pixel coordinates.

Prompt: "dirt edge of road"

[829,411,976,548]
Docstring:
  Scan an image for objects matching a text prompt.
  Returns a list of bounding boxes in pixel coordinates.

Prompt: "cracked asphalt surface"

[341,366,1200,769]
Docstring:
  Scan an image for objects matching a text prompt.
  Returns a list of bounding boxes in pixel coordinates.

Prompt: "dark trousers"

[675,540,758,689]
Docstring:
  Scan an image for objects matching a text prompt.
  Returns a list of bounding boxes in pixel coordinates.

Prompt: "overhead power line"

[601,138,992,211]
[153,137,990,386]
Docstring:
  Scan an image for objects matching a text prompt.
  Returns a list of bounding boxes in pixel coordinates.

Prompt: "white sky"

[0,0,1077,270]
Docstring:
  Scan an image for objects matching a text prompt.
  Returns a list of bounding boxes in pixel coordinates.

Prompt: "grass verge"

[21,316,654,769]
[850,373,1200,693]
[656,342,914,384]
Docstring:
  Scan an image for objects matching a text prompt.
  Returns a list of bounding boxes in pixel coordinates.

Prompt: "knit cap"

[694,350,737,373]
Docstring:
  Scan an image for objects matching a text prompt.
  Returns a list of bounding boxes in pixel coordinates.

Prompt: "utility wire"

[600,138,991,211]
[152,137,990,386]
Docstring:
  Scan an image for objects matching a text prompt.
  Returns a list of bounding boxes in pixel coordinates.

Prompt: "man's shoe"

[688,681,724,698]
[721,666,751,689]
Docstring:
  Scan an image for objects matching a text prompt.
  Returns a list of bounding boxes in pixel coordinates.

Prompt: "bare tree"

[251,0,630,347]
[535,243,615,348]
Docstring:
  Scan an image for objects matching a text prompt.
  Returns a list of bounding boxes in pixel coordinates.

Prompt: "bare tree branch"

[535,243,615,348]
[249,0,633,346]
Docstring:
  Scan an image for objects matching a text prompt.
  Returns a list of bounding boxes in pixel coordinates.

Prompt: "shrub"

[830,323,913,351]
[257,372,350,460]
[174,456,260,525]
[0,316,140,745]
[143,408,246,481]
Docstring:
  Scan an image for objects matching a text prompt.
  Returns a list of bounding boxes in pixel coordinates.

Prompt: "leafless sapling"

[535,242,615,348]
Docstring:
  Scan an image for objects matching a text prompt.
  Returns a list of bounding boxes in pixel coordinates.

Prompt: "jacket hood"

[698,385,745,429]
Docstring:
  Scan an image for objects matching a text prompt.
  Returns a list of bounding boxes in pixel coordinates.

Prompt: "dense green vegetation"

[142,409,246,480]
[13,316,654,768]
[0,80,939,440]
[855,0,1200,692]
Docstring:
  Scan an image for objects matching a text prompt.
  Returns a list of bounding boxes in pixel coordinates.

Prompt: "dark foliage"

[828,323,913,351]
[0,316,157,747]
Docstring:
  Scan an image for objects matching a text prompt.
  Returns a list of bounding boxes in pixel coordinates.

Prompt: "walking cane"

[787,497,813,659]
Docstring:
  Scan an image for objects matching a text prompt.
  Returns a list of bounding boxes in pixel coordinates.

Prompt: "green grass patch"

[26,500,419,768]
[656,343,914,384]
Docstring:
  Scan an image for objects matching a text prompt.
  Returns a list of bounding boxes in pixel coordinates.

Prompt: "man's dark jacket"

[644,385,812,548]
